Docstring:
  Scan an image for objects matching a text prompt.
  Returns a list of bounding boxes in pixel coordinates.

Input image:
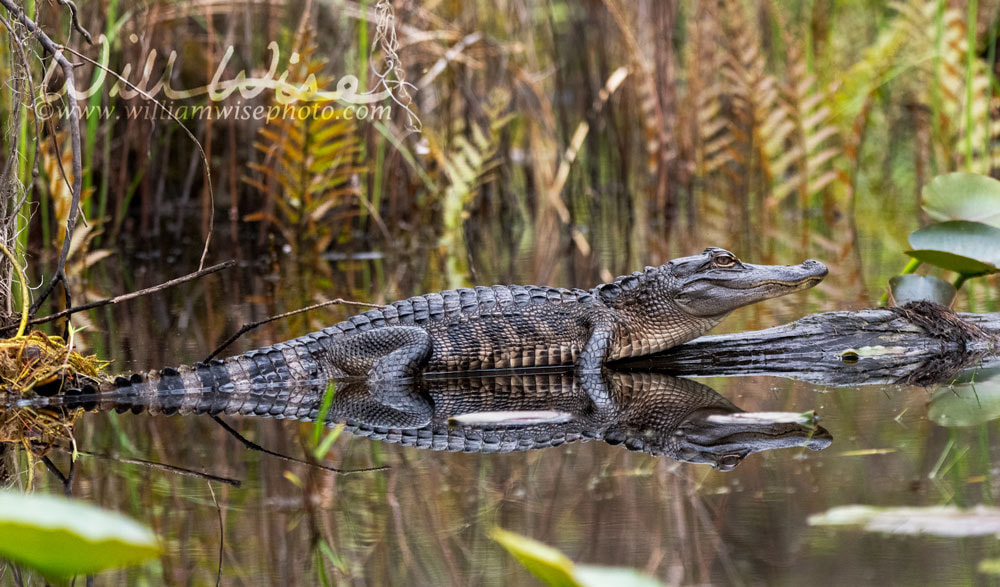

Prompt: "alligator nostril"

[803,260,829,275]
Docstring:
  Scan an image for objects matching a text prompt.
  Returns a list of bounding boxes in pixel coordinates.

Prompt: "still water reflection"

[16,254,1000,585]
[27,369,831,470]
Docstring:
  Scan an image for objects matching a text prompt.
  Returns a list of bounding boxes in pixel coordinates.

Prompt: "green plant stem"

[14,0,36,293]
[900,257,922,275]
[965,0,977,170]
[953,273,971,290]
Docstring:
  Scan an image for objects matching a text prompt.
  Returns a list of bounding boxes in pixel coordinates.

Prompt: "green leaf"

[0,491,160,578]
[490,528,666,587]
[311,381,337,447]
[906,220,1000,275]
[922,172,1000,227]
[490,528,580,587]
[888,275,957,306]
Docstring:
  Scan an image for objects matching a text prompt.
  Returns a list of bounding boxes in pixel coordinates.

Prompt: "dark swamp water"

[5,1,1000,584]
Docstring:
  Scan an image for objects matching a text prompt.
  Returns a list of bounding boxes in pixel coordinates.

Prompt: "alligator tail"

[52,351,329,422]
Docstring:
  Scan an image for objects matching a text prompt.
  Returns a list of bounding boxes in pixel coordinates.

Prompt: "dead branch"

[61,445,243,487]
[54,0,92,44]
[26,260,236,327]
[210,415,388,476]
[205,297,383,360]
[616,303,1000,386]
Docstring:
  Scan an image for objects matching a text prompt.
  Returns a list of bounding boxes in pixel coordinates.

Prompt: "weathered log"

[615,302,1000,386]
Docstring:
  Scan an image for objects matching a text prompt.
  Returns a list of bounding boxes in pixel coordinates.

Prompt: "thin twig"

[40,455,71,496]
[205,297,382,360]
[28,260,235,326]
[58,44,216,270]
[211,415,388,476]
[0,0,85,313]
[59,446,243,487]
[207,482,224,587]
[55,0,93,44]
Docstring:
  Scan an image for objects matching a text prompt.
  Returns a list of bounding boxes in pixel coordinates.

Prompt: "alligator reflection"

[30,369,832,470]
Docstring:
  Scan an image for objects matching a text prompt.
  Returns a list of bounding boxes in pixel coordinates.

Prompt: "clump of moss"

[0,331,109,457]
[0,330,108,395]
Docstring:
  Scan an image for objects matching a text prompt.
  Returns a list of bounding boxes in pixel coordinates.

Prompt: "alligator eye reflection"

[714,453,744,471]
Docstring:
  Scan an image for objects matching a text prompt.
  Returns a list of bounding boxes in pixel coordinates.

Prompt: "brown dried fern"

[242,30,366,257]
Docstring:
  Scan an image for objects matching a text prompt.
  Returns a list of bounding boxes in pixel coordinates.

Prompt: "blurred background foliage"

[0,0,997,321]
[2,1,1000,584]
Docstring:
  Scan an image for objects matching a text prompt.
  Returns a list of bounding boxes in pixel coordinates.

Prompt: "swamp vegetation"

[0,0,999,584]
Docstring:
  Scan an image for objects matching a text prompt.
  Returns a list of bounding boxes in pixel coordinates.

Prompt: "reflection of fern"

[242,33,365,255]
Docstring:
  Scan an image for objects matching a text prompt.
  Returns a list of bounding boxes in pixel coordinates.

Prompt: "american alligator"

[61,247,826,398]
[28,369,832,469]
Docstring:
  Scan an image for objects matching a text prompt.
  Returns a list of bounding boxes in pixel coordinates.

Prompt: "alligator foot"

[327,326,433,380]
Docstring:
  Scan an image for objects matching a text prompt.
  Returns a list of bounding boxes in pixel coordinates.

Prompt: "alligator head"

[607,372,833,469]
[669,408,834,471]
[599,247,828,358]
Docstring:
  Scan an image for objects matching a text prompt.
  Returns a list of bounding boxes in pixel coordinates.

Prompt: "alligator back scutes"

[319,285,599,339]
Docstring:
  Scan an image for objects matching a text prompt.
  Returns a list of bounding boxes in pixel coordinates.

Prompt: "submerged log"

[616,302,1000,386]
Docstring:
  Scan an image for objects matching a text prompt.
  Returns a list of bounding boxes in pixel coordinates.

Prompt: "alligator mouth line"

[712,276,824,290]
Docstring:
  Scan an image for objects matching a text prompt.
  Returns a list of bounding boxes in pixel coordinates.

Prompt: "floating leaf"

[449,411,573,426]
[0,491,160,578]
[928,368,1000,428]
[809,505,1000,537]
[906,220,1000,276]
[490,528,664,587]
[838,448,897,456]
[922,172,1000,228]
[888,275,957,306]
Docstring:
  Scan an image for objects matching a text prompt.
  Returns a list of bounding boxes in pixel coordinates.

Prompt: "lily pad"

[922,172,1000,227]
[906,220,1000,276]
[809,504,1000,537]
[490,527,664,587]
[888,274,957,306]
[928,368,1000,428]
[0,491,160,578]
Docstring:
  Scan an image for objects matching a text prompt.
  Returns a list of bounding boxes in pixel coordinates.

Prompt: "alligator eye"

[713,254,737,268]
[715,454,743,470]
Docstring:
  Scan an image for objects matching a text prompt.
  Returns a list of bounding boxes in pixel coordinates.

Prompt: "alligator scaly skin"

[45,370,831,467]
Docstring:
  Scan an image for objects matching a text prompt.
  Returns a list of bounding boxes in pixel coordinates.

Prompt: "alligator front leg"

[326,326,433,381]
[578,318,617,373]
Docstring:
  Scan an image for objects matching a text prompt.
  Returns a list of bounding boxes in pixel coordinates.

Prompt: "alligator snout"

[801,259,829,277]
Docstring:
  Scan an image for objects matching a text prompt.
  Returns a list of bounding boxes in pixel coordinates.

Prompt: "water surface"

[20,244,999,585]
